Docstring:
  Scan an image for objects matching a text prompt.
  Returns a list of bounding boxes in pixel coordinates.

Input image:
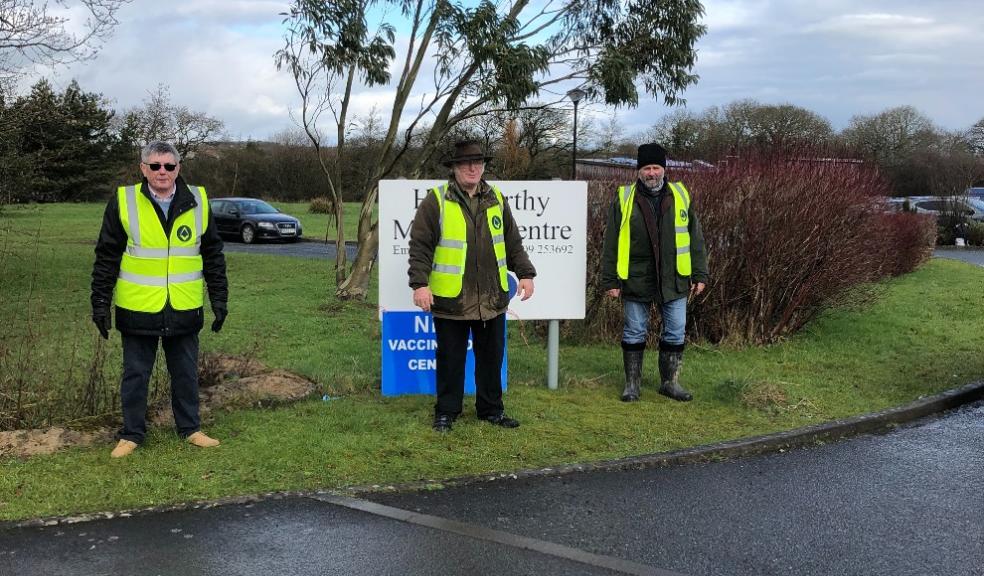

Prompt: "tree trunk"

[336,221,378,300]
[333,200,346,284]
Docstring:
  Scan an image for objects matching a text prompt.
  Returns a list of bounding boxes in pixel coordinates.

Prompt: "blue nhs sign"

[381,311,507,396]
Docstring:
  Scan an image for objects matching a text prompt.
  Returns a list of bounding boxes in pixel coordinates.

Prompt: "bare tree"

[275,0,394,283]
[0,0,129,85]
[720,99,758,153]
[119,84,224,159]
[746,103,833,150]
[967,116,984,157]
[842,105,938,164]
[593,113,625,156]
[644,107,703,158]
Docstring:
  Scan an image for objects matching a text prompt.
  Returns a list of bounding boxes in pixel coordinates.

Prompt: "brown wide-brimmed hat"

[442,139,493,167]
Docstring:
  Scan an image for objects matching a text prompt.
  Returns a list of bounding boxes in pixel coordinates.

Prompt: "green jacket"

[600,179,709,303]
[408,179,536,320]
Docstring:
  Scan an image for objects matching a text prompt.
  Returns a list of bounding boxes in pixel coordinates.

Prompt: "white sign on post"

[378,180,588,320]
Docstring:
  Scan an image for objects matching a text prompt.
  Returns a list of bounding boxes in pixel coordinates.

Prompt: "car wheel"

[241,224,256,244]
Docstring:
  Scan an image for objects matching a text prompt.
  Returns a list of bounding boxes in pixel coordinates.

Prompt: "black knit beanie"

[637,143,667,169]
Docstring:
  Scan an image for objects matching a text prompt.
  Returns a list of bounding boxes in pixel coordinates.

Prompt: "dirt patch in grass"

[739,380,790,411]
[738,380,821,417]
[0,427,115,458]
[0,354,317,458]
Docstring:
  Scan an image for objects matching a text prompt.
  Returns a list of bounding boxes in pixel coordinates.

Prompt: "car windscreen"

[239,200,278,215]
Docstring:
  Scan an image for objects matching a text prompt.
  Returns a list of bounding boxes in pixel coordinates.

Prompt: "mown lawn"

[1,202,982,521]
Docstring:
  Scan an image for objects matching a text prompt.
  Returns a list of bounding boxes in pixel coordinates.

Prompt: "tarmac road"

[934,248,984,267]
[371,400,984,576]
[2,401,981,576]
[221,237,360,260]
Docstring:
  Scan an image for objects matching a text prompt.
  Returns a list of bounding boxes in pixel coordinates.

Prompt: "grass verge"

[1,203,983,521]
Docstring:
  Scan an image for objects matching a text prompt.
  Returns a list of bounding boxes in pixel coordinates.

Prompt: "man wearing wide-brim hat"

[600,143,709,403]
[408,139,537,432]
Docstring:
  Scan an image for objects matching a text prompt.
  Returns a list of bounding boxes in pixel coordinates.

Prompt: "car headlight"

[258,222,276,230]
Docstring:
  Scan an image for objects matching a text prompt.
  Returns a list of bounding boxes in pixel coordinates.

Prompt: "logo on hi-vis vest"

[176,225,193,242]
[491,215,502,230]
[679,209,688,222]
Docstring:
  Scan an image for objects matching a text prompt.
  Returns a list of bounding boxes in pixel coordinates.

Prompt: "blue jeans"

[622,298,687,345]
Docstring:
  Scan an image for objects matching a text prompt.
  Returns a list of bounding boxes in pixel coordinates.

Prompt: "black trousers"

[119,332,201,443]
[433,314,506,419]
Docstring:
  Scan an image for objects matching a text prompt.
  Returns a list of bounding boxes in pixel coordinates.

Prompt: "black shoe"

[432,414,454,432]
[482,412,520,428]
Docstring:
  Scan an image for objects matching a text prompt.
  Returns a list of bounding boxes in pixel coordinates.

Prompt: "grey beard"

[642,176,664,191]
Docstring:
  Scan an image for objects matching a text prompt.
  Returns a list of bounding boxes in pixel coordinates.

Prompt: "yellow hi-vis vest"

[428,184,509,298]
[616,182,692,279]
[115,183,207,312]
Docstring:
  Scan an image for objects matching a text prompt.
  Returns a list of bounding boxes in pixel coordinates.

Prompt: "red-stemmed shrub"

[571,154,936,347]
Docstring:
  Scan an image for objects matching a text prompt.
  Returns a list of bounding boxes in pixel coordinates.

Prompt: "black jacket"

[90,176,228,336]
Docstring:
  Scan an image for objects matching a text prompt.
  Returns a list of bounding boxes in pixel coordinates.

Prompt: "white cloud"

[12,0,984,140]
[802,12,969,45]
[866,53,941,64]
[699,0,768,30]
[170,0,288,20]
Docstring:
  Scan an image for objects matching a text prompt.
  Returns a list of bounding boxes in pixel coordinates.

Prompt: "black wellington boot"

[620,342,644,402]
[658,342,692,402]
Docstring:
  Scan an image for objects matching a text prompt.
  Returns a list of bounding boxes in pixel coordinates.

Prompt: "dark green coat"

[600,179,709,303]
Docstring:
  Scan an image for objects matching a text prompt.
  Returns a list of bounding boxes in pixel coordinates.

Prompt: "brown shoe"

[186,431,220,448]
[110,439,138,458]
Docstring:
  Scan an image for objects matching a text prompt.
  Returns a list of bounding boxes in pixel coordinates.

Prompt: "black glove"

[211,302,227,333]
[92,307,111,339]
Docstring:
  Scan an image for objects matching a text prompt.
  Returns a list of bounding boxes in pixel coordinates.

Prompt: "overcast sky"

[26,0,984,142]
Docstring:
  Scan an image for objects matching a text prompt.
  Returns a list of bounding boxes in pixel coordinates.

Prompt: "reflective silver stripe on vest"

[491,233,504,244]
[126,244,201,257]
[170,271,204,283]
[118,270,166,287]
[438,239,465,249]
[126,246,169,258]
[496,258,508,267]
[118,270,204,287]
[669,182,690,210]
[170,245,201,256]
[124,186,141,246]
[434,188,445,232]
[432,263,462,274]
[676,245,691,255]
[187,185,204,236]
[675,226,688,234]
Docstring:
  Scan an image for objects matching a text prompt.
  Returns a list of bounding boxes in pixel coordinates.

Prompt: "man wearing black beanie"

[599,143,709,402]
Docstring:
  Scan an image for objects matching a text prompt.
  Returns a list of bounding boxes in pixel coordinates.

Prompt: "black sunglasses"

[143,162,178,172]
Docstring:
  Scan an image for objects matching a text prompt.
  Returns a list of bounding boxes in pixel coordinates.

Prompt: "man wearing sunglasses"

[91,141,228,458]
